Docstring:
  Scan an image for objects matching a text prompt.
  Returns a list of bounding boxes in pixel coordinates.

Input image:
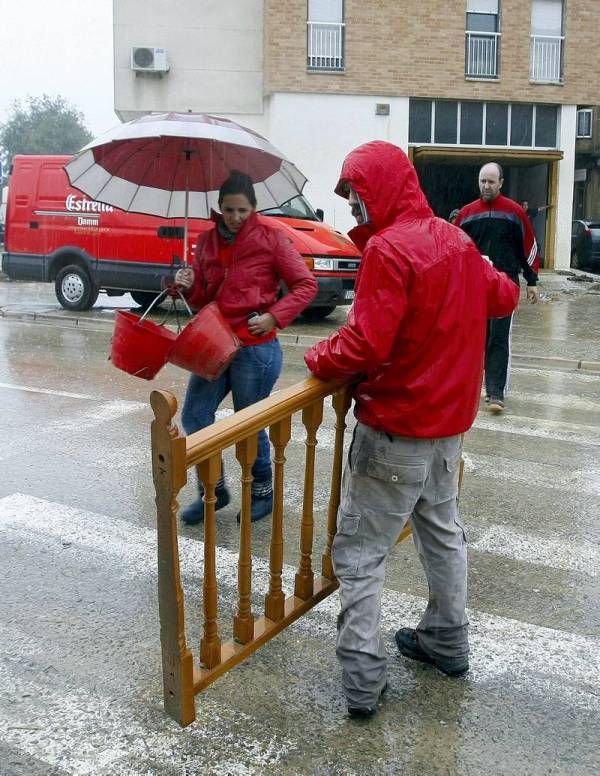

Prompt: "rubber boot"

[181,481,230,525]
[236,477,273,524]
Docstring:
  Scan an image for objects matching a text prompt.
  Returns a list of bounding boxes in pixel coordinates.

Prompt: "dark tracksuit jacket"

[455,194,539,399]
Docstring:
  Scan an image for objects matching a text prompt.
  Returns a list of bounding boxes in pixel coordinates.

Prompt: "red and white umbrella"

[65,112,307,264]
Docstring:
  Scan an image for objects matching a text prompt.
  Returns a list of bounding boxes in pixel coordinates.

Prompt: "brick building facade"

[113,0,600,269]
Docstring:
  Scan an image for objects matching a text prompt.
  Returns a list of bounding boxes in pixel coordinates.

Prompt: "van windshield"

[259,195,319,221]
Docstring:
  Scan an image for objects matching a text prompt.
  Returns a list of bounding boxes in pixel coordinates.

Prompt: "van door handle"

[29,221,39,229]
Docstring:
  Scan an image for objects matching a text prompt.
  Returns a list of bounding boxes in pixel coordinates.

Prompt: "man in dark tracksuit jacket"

[455,162,539,414]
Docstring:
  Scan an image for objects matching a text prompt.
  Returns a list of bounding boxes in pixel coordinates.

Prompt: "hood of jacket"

[335,141,433,238]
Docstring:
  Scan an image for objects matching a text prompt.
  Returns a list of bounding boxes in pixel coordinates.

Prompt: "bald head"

[479,162,503,203]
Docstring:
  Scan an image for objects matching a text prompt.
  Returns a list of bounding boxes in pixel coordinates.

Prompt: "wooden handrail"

[150,375,429,727]
[185,376,347,466]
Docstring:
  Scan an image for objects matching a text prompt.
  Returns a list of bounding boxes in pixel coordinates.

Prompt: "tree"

[0,95,93,167]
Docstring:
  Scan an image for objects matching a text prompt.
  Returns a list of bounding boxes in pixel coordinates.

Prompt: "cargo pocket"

[332,509,363,577]
[454,513,468,544]
[365,457,426,517]
[432,453,461,503]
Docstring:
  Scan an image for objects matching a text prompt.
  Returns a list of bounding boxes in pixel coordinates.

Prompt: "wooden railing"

[151,376,413,726]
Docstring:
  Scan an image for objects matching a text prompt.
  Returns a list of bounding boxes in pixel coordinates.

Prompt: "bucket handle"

[138,287,193,326]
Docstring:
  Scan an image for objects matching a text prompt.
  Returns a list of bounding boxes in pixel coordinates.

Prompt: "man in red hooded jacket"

[304,141,519,719]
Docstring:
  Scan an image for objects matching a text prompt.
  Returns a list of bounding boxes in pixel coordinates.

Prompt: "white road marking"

[510,365,600,382]
[461,451,600,497]
[470,526,600,577]
[0,622,295,776]
[2,492,600,773]
[3,493,600,683]
[495,389,600,413]
[43,399,149,433]
[472,413,600,446]
[0,381,98,400]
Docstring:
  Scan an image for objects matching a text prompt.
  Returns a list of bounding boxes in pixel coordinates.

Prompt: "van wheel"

[55,264,99,311]
[302,306,336,321]
[130,291,162,310]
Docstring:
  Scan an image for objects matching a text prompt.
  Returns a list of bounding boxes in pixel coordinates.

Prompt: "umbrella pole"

[183,150,191,267]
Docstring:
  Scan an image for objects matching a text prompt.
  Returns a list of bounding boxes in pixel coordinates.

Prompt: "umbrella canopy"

[64,112,307,220]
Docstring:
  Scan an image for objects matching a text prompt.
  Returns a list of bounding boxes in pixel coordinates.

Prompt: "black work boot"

[395,628,469,677]
[181,481,230,525]
[347,682,388,720]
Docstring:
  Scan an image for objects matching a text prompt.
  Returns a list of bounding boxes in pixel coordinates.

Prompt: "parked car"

[571,219,600,271]
[1,155,361,316]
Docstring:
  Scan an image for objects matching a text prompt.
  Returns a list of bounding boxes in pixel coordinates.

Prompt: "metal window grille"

[530,35,564,83]
[465,32,500,78]
[307,21,345,70]
[577,109,593,139]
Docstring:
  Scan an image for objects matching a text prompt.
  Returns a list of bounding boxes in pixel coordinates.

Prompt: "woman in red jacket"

[175,170,317,524]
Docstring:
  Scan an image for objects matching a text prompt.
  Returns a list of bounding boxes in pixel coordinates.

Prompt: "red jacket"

[186,211,317,330]
[304,141,519,438]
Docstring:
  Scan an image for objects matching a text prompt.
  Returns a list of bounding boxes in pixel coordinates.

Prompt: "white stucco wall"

[256,93,410,234]
[113,0,264,120]
[555,105,577,270]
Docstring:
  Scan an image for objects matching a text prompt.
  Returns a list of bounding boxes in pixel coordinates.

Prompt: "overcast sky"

[0,0,117,137]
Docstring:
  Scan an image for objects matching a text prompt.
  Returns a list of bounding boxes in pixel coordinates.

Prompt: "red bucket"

[168,302,241,380]
[110,310,177,380]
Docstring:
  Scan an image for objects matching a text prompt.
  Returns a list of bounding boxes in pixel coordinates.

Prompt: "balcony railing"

[307,21,345,70]
[465,31,500,78]
[530,34,564,83]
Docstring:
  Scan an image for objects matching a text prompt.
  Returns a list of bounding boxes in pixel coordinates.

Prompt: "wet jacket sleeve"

[519,210,539,286]
[482,253,521,319]
[267,232,318,329]
[304,239,408,380]
[184,233,215,311]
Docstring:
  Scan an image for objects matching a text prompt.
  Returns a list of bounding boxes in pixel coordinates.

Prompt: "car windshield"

[259,195,319,221]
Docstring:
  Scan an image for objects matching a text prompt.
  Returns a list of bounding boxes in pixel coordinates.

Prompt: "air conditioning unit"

[131,47,169,73]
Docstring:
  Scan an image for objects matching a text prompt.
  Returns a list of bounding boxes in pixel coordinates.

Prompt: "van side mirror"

[315,208,324,222]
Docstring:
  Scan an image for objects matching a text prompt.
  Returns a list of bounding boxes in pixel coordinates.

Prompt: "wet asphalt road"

[1,275,599,775]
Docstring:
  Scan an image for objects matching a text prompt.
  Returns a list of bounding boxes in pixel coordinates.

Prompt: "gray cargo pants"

[332,422,468,708]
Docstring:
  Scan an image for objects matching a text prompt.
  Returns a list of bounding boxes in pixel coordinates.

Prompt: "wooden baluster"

[150,390,196,727]
[322,386,352,579]
[233,435,258,643]
[295,399,324,600]
[265,416,292,621]
[198,453,222,668]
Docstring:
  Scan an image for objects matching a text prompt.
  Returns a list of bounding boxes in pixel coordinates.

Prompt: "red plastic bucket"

[168,302,241,380]
[110,310,177,380]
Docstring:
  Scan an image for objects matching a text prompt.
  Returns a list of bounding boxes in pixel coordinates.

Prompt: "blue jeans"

[181,339,283,481]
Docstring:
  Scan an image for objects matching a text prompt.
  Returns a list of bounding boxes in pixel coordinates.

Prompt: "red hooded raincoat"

[304,142,519,438]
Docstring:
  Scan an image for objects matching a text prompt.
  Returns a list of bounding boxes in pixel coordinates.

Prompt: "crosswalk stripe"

[472,413,600,446]
[0,381,99,400]
[2,492,600,774]
[2,493,599,689]
[461,452,600,497]
[0,622,294,774]
[470,526,600,577]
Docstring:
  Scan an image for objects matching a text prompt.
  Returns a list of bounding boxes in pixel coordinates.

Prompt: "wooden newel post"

[150,390,196,727]
[295,399,324,600]
[265,417,292,621]
[322,386,352,580]
[199,453,223,668]
[234,435,258,643]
